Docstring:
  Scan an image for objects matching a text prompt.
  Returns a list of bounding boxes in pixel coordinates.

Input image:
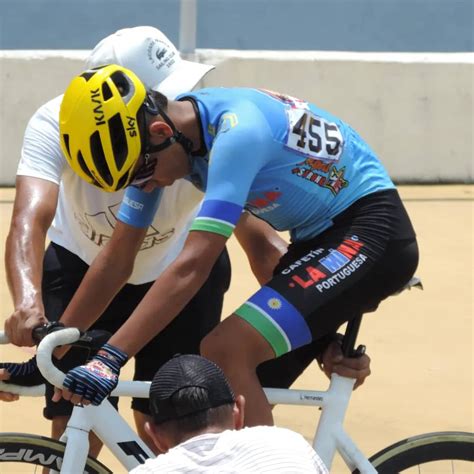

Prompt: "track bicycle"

[0,277,472,473]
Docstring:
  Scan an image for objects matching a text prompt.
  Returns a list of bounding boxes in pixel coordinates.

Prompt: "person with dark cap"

[130,354,328,473]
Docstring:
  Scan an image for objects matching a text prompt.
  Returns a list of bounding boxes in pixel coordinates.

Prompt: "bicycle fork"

[58,400,154,473]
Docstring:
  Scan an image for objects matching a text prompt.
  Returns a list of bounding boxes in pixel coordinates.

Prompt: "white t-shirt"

[130,426,328,473]
[17,96,203,284]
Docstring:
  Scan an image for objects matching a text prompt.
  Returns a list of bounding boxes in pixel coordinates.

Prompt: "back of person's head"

[86,26,214,100]
[149,354,238,446]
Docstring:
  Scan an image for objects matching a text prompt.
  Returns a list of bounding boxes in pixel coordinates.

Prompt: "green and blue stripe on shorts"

[235,286,312,357]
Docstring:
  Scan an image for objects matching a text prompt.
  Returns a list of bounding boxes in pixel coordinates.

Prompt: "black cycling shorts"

[236,189,419,358]
[41,242,231,418]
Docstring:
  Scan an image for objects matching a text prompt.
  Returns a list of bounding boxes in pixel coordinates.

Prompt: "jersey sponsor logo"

[315,253,368,293]
[247,190,282,215]
[90,88,105,126]
[74,204,175,251]
[319,249,350,273]
[298,157,332,173]
[292,162,349,195]
[284,237,366,292]
[281,248,325,274]
[324,166,349,195]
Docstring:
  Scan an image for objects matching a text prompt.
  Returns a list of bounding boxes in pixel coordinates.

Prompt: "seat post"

[341,314,363,357]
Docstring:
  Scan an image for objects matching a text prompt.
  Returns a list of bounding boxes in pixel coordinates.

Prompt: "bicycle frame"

[0,328,377,473]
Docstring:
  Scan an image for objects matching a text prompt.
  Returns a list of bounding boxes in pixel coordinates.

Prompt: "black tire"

[355,431,474,473]
[0,432,112,473]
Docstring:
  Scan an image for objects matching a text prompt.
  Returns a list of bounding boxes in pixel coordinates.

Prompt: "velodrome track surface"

[0,185,472,472]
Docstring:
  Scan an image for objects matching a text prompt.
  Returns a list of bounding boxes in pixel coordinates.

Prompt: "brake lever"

[32,322,66,345]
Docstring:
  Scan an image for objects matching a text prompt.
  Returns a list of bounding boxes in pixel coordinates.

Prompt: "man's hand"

[0,356,46,402]
[54,343,128,406]
[319,339,371,389]
[4,307,48,347]
[0,366,19,401]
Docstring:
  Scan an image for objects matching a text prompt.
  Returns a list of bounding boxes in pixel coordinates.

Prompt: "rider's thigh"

[201,315,276,371]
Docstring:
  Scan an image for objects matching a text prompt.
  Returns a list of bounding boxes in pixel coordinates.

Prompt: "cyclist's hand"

[0,356,46,401]
[320,340,371,389]
[0,370,19,402]
[4,307,48,347]
[55,343,128,406]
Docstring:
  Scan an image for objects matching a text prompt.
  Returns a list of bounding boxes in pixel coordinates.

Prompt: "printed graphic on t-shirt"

[74,202,175,250]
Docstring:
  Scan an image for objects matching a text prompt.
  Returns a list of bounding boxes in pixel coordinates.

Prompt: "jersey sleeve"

[17,97,66,184]
[190,104,272,238]
[117,186,163,228]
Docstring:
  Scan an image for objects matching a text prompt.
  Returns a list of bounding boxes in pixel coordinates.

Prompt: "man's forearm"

[235,213,288,285]
[5,219,47,314]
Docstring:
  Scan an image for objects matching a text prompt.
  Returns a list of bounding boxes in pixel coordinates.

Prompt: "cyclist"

[1,28,371,445]
[54,64,408,426]
[131,354,328,473]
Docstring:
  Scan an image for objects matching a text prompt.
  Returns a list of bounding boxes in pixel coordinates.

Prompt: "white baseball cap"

[86,26,214,99]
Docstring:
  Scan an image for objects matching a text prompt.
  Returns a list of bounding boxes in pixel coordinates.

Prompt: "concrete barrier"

[1,50,472,185]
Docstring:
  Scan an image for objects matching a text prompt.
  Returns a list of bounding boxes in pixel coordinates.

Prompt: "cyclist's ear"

[233,394,245,430]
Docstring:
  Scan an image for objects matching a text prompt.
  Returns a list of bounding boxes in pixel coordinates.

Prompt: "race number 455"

[286,108,344,161]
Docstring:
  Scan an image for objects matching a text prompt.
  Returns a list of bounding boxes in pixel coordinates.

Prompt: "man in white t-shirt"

[0,26,232,455]
[0,26,371,456]
[131,354,328,473]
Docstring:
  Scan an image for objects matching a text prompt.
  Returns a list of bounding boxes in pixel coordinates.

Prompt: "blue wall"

[1,0,472,51]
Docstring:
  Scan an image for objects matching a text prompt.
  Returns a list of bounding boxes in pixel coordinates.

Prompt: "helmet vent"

[117,171,131,190]
[110,71,135,103]
[102,82,113,101]
[62,134,72,160]
[77,151,95,182]
[90,131,113,186]
[80,71,96,82]
[108,113,128,169]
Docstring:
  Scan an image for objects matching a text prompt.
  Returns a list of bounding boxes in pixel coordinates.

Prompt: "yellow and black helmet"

[59,64,146,192]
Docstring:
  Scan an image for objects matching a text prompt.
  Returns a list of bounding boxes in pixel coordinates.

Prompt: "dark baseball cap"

[149,354,236,424]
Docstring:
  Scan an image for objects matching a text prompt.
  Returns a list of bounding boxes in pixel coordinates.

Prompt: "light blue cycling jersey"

[120,88,395,241]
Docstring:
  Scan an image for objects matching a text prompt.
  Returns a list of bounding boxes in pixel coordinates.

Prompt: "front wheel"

[364,431,474,473]
[0,432,112,473]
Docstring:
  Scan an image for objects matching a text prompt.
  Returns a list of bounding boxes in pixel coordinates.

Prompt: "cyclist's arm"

[4,176,58,346]
[58,220,147,331]
[234,212,288,285]
[108,229,227,356]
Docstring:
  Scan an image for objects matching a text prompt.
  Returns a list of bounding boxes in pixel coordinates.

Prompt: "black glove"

[0,356,45,386]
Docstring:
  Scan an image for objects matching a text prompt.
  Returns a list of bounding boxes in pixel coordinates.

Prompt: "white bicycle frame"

[0,328,376,473]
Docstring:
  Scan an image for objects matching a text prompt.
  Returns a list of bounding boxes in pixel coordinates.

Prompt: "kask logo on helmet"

[90,88,105,126]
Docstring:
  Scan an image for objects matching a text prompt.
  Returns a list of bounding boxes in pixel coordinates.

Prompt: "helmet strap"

[143,94,194,156]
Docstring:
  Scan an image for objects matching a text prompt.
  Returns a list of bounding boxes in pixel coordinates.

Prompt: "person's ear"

[145,421,170,454]
[233,395,246,430]
[149,120,173,142]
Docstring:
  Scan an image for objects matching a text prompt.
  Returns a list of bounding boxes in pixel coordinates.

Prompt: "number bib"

[286,107,344,162]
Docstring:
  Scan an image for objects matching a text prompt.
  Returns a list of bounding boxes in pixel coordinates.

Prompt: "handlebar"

[0,329,151,398]
[0,328,81,388]
[36,328,82,387]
